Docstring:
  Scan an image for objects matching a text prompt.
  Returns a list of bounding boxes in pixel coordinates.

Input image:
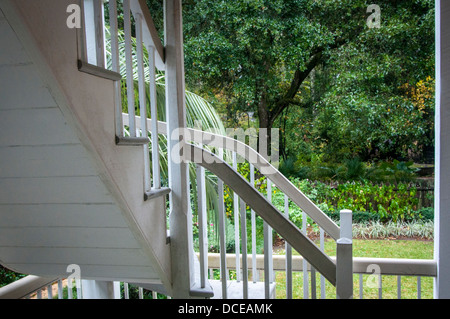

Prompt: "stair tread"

[144,187,171,201]
[209,280,276,299]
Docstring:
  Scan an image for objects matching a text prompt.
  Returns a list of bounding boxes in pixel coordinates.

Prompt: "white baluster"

[417,276,422,299]
[284,194,292,299]
[68,279,73,299]
[123,0,136,137]
[378,274,382,299]
[250,164,258,283]
[320,227,326,299]
[83,0,96,65]
[196,161,208,288]
[311,267,317,299]
[124,282,129,299]
[47,284,53,299]
[218,149,228,298]
[264,178,273,298]
[148,45,161,189]
[359,274,363,299]
[93,0,105,68]
[302,210,309,299]
[108,0,124,138]
[135,12,151,192]
[57,280,63,299]
[232,152,241,282]
[240,198,249,299]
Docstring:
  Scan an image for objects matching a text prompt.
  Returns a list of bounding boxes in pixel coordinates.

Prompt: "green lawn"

[274,239,434,299]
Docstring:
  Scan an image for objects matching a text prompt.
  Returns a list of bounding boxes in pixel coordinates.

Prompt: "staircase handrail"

[183,143,337,285]
[124,113,341,240]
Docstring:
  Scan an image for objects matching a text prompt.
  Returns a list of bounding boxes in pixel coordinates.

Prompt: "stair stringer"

[0,0,172,294]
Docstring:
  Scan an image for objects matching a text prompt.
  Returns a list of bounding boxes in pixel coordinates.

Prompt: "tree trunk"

[257,92,274,160]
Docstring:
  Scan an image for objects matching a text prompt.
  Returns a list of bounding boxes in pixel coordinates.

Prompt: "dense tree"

[280,0,435,162]
[141,0,434,163]
[182,0,367,132]
[178,0,434,163]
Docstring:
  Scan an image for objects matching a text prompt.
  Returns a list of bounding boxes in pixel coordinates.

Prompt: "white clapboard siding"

[0,144,98,178]
[0,6,166,286]
[0,247,152,266]
[0,204,128,228]
[0,108,79,146]
[0,16,30,65]
[0,227,142,249]
[0,64,57,110]
[0,176,115,204]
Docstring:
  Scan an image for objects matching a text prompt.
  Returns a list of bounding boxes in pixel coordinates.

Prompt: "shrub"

[271,179,426,222]
[0,265,26,287]
[351,220,434,239]
[284,156,420,183]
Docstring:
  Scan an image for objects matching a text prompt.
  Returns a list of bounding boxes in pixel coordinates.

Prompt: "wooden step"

[209,280,276,299]
[144,187,171,201]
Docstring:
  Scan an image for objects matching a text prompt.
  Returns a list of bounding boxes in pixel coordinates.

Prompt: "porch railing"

[123,115,435,299]
[0,275,165,299]
[206,255,436,299]
[0,254,436,299]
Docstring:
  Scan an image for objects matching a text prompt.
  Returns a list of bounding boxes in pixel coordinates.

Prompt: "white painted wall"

[0,0,171,292]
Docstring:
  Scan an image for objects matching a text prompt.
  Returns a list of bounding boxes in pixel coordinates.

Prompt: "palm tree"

[105,28,227,244]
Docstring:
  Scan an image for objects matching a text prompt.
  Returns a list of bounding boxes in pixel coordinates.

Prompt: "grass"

[274,238,434,299]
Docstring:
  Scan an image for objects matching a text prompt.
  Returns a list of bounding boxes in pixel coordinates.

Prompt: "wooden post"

[165,0,193,299]
[336,209,353,299]
[81,280,120,299]
[435,0,450,299]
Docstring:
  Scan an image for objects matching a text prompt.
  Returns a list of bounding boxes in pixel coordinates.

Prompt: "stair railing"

[77,0,167,199]
[127,115,354,299]
[78,0,353,298]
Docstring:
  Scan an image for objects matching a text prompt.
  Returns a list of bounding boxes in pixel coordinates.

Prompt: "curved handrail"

[0,275,60,299]
[124,113,340,240]
[183,143,337,285]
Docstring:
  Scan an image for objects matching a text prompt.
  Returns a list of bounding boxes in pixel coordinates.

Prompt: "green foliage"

[279,155,420,185]
[280,1,435,162]
[351,220,434,240]
[105,26,230,236]
[178,0,435,164]
[0,265,25,287]
[182,0,367,127]
[367,160,420,183]
[268,178,424,223]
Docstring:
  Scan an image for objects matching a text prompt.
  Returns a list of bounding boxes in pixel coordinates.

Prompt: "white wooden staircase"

[0,0,171,293]
[0,0,354,299]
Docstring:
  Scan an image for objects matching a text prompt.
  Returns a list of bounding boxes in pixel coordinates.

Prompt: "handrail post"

[165,0,193,298]
[336,209,353,299]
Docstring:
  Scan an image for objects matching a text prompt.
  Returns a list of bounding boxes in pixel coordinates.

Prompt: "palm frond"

[105,27,227,242]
